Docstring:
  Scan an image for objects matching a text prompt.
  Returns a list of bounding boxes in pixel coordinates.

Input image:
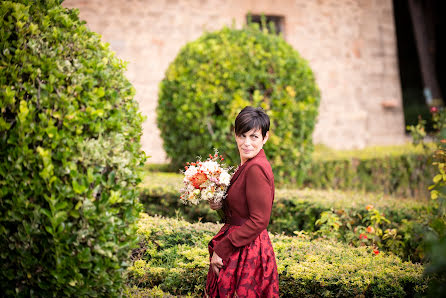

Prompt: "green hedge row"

[126,214,429,297]
[139,174,431,262]
[147,143,435,198]
[304,151,434,199]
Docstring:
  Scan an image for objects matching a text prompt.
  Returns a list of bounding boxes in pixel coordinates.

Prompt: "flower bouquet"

[180,150,233,220]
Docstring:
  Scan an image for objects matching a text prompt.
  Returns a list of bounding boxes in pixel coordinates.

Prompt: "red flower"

[430,106,438,113]
[373,249,379,255]
[359,233,368,239]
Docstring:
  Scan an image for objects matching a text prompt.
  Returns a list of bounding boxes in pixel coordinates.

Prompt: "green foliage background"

[0,0,146,295]
[157,25,320,184]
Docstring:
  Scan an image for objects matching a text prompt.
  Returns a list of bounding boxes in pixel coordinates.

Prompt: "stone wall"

[63,0,406,163]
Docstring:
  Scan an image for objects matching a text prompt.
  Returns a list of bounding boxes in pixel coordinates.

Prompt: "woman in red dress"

[205,106,280,297]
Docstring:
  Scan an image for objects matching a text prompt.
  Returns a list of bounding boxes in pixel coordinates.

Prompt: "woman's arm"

[213,164,272,262]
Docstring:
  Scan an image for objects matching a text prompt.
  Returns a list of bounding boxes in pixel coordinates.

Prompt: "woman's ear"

[263,131,270,144]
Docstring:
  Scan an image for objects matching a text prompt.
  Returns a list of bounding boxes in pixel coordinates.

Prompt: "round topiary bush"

[157,25,320,184]
[0,1,146,295]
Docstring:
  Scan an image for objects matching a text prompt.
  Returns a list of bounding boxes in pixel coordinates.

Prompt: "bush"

[157,25,320,184]
[0,1,145,295]
[146,143,435,197]
[139,174,431,262]
[305,143,435,198]
[413,107,446,296]
[127,214,429,297]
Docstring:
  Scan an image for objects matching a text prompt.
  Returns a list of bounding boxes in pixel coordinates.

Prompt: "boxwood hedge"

[0,1,145,295]
[126,214,429,297]
[306,144,434,198]
[157,24,320,185]
[139,173,431,262]
[146,143,434,198]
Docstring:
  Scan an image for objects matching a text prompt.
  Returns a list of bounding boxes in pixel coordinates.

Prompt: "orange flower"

[190,172,208,189]
[366,226,374,233]
[366,204,374,211]
[373,249,379,255]
[359,233,367,239]
[441,139,446,144]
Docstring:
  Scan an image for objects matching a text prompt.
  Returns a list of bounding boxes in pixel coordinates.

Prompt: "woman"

[205,106,279,297]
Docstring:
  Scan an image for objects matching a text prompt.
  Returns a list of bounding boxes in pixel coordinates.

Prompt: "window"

[247,14,284,35]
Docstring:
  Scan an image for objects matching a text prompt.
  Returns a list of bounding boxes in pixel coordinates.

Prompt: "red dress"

[205,149,279,297]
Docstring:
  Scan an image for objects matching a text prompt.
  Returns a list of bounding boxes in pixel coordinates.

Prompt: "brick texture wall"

[63,0,406,163]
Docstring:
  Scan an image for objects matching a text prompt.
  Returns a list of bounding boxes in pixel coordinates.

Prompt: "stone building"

[63,0,410,163]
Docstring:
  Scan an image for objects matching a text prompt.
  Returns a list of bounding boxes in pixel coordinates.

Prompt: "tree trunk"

[408,0,443,106]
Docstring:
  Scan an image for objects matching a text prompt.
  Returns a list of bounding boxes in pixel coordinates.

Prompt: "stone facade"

[63,0,406,163]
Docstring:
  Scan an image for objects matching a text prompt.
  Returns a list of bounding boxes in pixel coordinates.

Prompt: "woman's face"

[235,128,269,164]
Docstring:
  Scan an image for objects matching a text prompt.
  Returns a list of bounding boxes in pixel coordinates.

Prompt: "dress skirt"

[205,225,280,297]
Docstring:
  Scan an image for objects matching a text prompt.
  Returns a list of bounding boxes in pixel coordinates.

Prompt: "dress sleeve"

[213,164,272,262]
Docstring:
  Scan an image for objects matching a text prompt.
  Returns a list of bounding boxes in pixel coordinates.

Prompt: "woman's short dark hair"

[234,106,270,138]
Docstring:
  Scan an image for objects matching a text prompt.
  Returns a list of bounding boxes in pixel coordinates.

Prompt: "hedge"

[157,24,320,185]
[304,143,435,199]
[139,173,432,262]
[146,143,435,198]
[0,1,145,295]
[126,214,429,297]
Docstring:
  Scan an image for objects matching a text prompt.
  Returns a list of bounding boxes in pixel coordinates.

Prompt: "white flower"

[201,187,214,201]
[200,161,219,175]
[184,166,198,179]
[219,171,231,186]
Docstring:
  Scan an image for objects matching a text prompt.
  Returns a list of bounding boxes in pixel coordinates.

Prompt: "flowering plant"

[180,150,233,219]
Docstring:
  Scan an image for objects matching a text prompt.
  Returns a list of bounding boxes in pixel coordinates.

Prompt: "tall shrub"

[157,25,320,184]
[421,107,446,295]
[0,1,146,295]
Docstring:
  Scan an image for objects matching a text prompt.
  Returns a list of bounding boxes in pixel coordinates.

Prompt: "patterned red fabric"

[205,224,279,297]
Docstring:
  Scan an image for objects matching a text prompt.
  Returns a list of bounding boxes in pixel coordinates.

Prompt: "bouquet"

[180,150,233,219]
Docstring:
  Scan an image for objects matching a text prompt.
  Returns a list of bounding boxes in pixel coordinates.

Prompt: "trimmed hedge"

[126,214,429,297]
[146,143,435,198]
[0,1,145,296]
[305,143,435,198]
[157,24,320,185]
[139,173,431,262]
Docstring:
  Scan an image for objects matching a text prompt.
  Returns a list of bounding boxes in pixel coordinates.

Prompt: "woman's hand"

[210,252,223,277]
[208,199,222,210]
